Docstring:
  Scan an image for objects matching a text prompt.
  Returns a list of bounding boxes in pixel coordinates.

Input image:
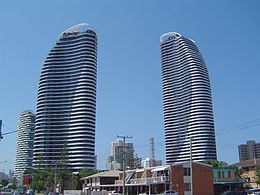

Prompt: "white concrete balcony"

[115,176,170,185]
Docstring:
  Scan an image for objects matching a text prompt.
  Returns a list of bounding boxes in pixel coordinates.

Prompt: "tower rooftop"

[160,32,195,44]
[58,23,95,39]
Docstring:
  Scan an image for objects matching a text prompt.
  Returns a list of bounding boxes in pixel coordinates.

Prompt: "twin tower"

[33,24,217,171]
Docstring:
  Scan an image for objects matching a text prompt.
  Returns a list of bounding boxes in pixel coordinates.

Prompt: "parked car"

[26,189,35,195]
[161,190,178,195]
[221,190,246,195]
[47,193,59,195]
[248,188,260,195]
[13,191,20,195]
[108,191,120,195]
[139,192,149,195]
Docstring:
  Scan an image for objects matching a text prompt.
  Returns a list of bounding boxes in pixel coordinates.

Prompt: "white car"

[139,192,149,195]
[26,190,35,195]
[108,191,120,195]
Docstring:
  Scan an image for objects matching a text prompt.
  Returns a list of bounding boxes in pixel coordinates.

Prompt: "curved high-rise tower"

[14,110,35,182]
[160,32,217,164]
[33,24,97,171]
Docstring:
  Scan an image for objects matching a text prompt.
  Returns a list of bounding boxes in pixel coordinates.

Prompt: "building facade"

[231,158,260,189]
[213,166,246,195]
[33,23,98,171]
[141,157,162,168]
[238,140,260,161]
[107,139,134,170]
[160,32,217,164]
[14,110,35,182]
[82,162,214,195]
[0,171,8,181]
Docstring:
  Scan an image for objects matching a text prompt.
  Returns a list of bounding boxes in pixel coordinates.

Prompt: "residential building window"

[213,171,219,178]
[218,171,221,178]
[184,168,190,176]
[184,183,191,191]
[224,171,230,178]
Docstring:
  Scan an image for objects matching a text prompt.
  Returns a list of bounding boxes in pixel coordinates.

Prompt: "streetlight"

[0,160,7,164]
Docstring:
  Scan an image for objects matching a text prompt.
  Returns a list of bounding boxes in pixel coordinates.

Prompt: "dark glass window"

[183,167,190,176]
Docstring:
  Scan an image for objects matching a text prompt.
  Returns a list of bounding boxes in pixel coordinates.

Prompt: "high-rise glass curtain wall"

[33,24,98,171]
[14,110,35,182]
[160,32,217,164]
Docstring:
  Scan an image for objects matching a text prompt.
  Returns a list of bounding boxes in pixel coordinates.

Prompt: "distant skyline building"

[238,140,260,161]
[160,32,217,164]
[141,157,162,168]
[107,139,134,170]
[33,23,98,171]
[14,110,35,182]
[0,171,8,181]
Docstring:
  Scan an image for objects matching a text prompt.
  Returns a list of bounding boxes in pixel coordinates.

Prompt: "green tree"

[1,179,8,187]
[203,159,228,167]
[125,147,134,169]
[8,183,16,189]
[23,168,33,175]
[235,167,243,178]
[218,161,229,166]
[70,174,80,189]
[79,168,97,178]
[30,167,53,192]
[55,146,71,193]
[76,169,99,190]
[256,166,260,187]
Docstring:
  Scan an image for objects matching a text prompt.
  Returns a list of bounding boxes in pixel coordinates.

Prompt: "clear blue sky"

[0,0,260,173]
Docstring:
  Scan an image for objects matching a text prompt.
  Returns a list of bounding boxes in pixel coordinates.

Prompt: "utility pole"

[0,120,17,140]
[189,138,193,195]
[117,135,132,195]
[149,137,155,167]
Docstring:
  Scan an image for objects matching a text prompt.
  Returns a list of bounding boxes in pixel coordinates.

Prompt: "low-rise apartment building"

[231,158,260,189]
[213,166,246,195]
[81,162,214,195]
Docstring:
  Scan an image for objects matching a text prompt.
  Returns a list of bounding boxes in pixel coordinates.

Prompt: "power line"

[217,141,238,147]
[217,118,260,131]
[217,143,237,149]
[216,123,260,136]
[217,144,237,149]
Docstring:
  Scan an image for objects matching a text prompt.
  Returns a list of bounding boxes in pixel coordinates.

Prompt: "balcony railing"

[213,177,240,182]
[115,180,122,185]
[83,183,92,188]
[115,176,170,185]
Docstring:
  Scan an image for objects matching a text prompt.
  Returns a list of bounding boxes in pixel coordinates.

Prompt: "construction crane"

[0,120,17,140]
